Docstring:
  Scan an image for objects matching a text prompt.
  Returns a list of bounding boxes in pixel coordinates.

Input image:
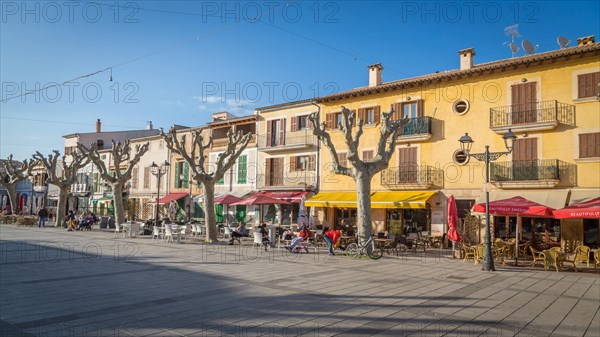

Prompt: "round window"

[453,99,470,115]
[453,149,469,165]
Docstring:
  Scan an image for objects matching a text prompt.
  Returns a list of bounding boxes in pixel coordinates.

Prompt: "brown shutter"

[373,106,381,124]
[265,159,271,186]
[513,138,538,161]
[275,158,284,185]
[579,132,600,158]
[350,110,357,127]
[393,103,401,120]
[357,108,365,124]
[290,156,297,172]
[266,120,272,146]
[291,116,297,132]
[309,155,316,170]
[279,119,286,145]
[398,147,418,183]
[416,100,424,117]
[325,113,333,129]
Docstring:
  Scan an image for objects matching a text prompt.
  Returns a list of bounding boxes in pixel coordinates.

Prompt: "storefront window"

[334,208,356,231]
[584,219,599,246]
[262,204,278,223]
[386,210,403,235]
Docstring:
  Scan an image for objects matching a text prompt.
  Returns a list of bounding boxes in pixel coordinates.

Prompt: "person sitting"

[324,229,342,256]
[286,225,311,252]
[257,223,270,251]
[281,228,293,241]
[229,222,249,245]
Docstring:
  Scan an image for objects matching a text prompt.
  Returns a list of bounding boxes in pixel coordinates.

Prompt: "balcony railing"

[490,100,575,130]
[490,159,576,186]
[212,134,256,148]
[257,131,317,149]
[397,116,432,137]
[256,172,317,189]
[380,165,444,188]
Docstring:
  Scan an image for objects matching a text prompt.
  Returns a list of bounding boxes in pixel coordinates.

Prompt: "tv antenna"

[503,24,521,57]
[557,36,570,49]
[522,39,539,55]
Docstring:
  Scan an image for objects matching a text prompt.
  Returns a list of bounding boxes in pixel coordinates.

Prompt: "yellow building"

[255,99,319,226]
[308,36,600,245]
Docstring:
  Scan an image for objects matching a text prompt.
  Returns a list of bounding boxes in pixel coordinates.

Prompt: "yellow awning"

[370,191,436,209]
[304,192,359,208]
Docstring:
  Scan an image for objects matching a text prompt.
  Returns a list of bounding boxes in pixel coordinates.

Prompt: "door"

[512,138,538,180]
[398,147,418,183]
[266,158,284,186]
[511,82,537,124]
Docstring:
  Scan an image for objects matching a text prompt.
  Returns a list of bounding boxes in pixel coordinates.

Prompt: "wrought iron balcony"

[212,134,256,148]
[380,165,444,189]
[490,159,576,188]
[395,116,432,142]
[489,100,575,132]
[257,131,317,151]
[257,172,317,190]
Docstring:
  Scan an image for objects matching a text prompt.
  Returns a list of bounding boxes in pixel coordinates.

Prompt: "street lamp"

[459,129,517,272]
[28,173,39,215]
[179,173,193,223]
[151,161,170,227]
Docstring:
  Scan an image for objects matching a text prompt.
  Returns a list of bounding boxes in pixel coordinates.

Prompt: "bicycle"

[345,234,384,260]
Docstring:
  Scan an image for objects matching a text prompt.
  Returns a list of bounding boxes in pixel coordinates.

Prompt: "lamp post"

[28,173,38,215]
[459,129,517,272]
[179,173,193,223]
[151,161,170,227]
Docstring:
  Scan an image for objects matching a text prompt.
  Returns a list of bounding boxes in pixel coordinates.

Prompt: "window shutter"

[183,162,189,189]
[374,106,381,124]
[265,159,271,186]
[279,118,286,146]
[325,114,333,129]
[357,108,365,124]
[275,158,284,185]
[291,116,297,132]
[307,115,314,129]
[350,110,357,127]
[309,155,316,170]
[290,156,297,172]
[416,100,424,117]
[393,103,401,120]
[174,162,180,188]
[237,155,247,183]
[266,120,272,146]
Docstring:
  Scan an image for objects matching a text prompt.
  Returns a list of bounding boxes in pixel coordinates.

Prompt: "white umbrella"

[297,195,308,227]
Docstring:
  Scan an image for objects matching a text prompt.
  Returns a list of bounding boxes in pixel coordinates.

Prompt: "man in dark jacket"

[37,207,48,228]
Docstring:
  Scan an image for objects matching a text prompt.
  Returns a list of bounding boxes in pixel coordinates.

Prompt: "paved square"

[1,225,598,336]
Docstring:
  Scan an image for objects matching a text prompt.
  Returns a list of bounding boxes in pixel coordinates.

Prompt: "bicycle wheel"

[346,243,359,257]
[366,241,384,260]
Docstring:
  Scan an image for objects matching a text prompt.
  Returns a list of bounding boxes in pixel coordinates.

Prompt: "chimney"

[95,119,101,133]
[147,121,153,130]
[458,48,475,70]
[577,35,595,46]
[368,63,383,87]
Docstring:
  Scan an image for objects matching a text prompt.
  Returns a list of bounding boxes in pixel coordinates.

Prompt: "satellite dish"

[504,24,521,38]
[557,36,570,48]
[510,42,519,53]
[522,40,537,55]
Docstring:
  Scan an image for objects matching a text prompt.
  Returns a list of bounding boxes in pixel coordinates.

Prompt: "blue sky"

[1,1,599,160]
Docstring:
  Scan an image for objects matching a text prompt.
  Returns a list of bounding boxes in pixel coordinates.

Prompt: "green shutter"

[183,162,189,189]
[237,155,247,184]
[174,163,180,188]
[215,204,223,223]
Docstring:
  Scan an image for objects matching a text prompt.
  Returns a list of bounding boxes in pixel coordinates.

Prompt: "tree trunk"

[5,184,18,215]
[356,172,373,244]
[56,187,69,227]
[112,183,125,225]
[202,184,218,242]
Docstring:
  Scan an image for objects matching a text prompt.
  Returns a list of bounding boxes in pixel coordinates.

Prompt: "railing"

[212,134,256,148]
[397,116,432,137]
[256,172,317,188]
[490,100,575,128]
[380,165,444,187]
[490,159,569,182]
[257,131,317,148]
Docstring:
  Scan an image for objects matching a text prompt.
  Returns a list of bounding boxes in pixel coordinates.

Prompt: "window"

[452,99,470,115]
[174,161,185,188]
[131,167,138,189]
[326,111,356,129]
[337,153,348,167]
[393,100,423,120]
[336,113,343,128]
[267,119,285,146]
[577,72,600,99]
[362,150,374,162]
[290,155,315,171]
[291,115,311,131]
[403,102,418,119]
[365,108,375,124]
[143,167,150,189]
[237,155,247,183]
[579,132,600,158]
[452,149,469,165]
[265,157,284,186]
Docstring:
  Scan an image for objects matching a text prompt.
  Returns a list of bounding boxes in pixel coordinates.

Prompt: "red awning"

[474,196,554,217]
[149,192,188,205]
[553,197,600,219]
[254,191,308,203]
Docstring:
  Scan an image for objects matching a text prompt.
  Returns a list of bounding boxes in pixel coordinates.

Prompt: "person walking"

[67,210,76,231]
[37,207,48,228]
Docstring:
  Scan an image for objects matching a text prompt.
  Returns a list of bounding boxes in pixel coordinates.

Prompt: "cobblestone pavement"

[1,225,598,337]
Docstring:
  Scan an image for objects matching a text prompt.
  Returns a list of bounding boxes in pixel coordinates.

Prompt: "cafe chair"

[530,246,546,268]
[573,245,591,268]
[163,224,174,243]
[151,226,162,242]
[474,244,485,265]
[544,247,564,272]
[594,250,600,271]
